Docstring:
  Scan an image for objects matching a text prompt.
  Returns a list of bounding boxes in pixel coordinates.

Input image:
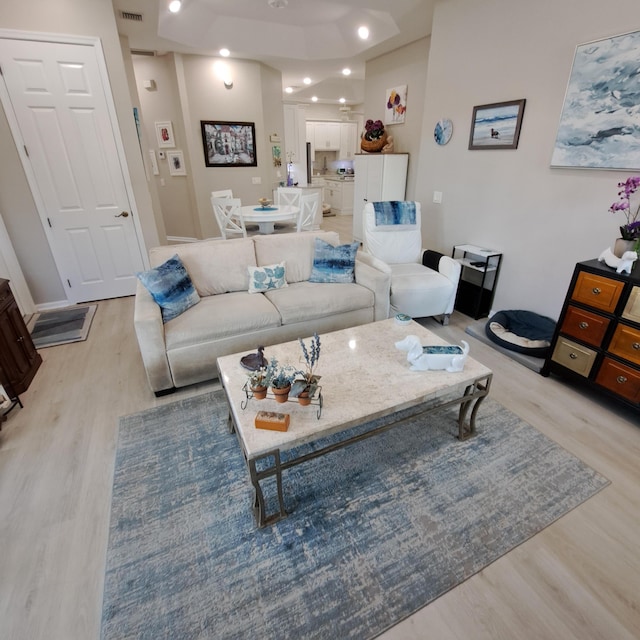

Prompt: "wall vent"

[131,49,156,57]
[120,11,143,21]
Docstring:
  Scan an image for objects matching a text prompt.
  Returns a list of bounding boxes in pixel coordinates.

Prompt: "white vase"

[613,238,636,258]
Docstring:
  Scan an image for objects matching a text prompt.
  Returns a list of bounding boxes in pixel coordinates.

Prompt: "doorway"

[0,33,145,304]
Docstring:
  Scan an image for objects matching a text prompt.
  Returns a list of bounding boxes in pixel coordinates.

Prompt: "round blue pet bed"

[485,310,557,358]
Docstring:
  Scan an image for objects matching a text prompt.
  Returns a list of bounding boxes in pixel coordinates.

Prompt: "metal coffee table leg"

[248,449,287,527]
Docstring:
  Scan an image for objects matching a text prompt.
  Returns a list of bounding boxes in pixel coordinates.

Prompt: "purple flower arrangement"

[363,119,385,142]
[610,176,640,240]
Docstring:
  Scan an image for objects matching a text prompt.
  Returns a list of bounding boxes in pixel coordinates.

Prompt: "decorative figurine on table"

[598,248,638,274]
[395,335,469,372]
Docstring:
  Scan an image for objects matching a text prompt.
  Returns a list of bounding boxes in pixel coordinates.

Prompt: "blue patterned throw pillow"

[137,254,200,323]
[308,238,359,283]
[248,262,288,293]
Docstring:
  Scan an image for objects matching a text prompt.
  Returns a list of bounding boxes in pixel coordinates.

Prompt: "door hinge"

[47,217,52,228]
[0,65,3,77]
[24,145,29,157]
[67,279,71,288]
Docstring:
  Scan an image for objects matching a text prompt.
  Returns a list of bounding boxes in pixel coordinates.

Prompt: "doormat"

[27,304,97,348]
[101,391,609,640]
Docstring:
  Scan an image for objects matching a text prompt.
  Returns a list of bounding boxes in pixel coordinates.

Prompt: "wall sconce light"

[214,60,233,90]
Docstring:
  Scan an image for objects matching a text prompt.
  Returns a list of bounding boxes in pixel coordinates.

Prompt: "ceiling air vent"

[120,10,143,21]
[131,49,156,57]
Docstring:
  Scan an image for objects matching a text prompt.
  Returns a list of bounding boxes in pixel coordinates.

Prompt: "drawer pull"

[616,375,628,384]
[578,321,589,329]
[633,342,640,350]
[569,352,578,360]
[592,287,601,295]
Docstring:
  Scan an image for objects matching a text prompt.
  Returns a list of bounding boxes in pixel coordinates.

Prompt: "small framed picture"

[167,150,186,176]
[155,121,175,148]
[468,99,526,150]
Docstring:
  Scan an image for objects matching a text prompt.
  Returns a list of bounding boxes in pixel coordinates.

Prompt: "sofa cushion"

[264,281,374,324]
[253,231,340,283]
[248,262,288,293]
[149,238,257,296]
[164,291,281,350]
[136,254,200,323]
[309,238,359,283]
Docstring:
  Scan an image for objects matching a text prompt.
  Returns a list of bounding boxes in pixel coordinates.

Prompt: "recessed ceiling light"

[303,77,312,85]
[168,0,182,13]
[219,48,230,57]
[285,87,294,94]
[311,96,318,102]
[342,68,351,76]
[358,26,369,40]
[339,97,346,104]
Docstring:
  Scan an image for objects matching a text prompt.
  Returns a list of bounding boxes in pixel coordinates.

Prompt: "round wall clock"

[434,118,453,145]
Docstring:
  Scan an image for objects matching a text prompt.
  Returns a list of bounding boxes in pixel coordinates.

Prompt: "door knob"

[116,211,129,218]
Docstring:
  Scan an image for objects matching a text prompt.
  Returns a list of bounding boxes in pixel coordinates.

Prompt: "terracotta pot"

[250,385,267,400]
[298,390,311,406]
[271,385,291,403]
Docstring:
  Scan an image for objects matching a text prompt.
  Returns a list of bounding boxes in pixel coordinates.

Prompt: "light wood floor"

[1,216,639,639]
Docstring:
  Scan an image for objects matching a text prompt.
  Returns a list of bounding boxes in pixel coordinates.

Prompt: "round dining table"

[237,204,299,234]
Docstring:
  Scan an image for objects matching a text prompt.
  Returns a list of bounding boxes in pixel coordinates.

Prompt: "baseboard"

[167,236,199,244]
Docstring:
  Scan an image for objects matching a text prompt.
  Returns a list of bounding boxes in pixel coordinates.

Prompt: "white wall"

[416,0,640,319]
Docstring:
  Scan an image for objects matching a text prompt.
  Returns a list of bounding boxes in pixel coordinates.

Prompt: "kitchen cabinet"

[306,122,315,161]
[314,122,341,150]
[352,153,409,242]
[0,279,41,396]
[339,122,358,160]
[324,178,354,215]
[542,259,640,412]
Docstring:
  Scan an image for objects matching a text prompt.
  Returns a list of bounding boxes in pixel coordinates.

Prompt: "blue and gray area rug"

[101,391,609,640]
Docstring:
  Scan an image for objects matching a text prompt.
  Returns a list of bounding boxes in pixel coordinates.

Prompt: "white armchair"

[361,201,461,324]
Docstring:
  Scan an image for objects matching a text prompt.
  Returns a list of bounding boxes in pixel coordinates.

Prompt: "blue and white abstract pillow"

[248,262,288,293]
[309,238,359,283]
[137,254,200,323]
[373,201,417,227]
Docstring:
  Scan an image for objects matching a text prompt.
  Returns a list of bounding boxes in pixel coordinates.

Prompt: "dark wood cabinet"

[0,278,41,396]
[542,260,640,411]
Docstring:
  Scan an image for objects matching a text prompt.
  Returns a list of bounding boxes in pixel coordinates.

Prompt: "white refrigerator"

[352,153,409,242]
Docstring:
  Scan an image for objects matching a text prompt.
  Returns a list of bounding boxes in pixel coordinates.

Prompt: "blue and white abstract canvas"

[552,30,640,170]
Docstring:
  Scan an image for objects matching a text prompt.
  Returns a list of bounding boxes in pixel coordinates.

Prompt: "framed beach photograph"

[468,99,526,150]
[201,121,257,167]
[167,150,186,176]
[155,121,175,148]
[551,30,640,170]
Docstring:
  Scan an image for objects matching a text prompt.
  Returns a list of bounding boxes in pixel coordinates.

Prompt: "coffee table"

[216,319,493,527]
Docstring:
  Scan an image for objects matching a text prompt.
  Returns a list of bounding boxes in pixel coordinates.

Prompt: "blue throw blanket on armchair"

[373,201,416,226]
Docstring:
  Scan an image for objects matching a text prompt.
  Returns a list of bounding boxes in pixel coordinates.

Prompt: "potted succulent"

[290,333,321,406]
[246,356,277,400]
[269,359,299,403]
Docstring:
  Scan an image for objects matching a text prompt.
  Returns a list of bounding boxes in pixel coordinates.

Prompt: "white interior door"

[0,36,145,303]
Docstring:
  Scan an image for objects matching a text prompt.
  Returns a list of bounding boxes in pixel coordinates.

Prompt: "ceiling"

[111,0,435,105]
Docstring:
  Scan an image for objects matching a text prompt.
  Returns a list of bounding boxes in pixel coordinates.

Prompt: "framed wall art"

[155,121,175,148]
[200,121,257,167]
[167,150,186,176]
[551,30,640,170]
[468,99,526,150]
[385,85,407,125]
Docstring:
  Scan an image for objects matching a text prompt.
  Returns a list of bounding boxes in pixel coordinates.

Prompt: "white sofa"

[134,230,390,395]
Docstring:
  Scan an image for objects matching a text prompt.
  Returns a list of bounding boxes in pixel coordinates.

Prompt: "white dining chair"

[211,196,247,239]
[297,192,320,232]
[211,189,234,199]
[273,187,302,230]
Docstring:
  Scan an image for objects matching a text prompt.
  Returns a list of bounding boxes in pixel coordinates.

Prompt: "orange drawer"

[560,305,609,347]
[571,272,624,313]
[595,358,640,403]
[608,324,640,366]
